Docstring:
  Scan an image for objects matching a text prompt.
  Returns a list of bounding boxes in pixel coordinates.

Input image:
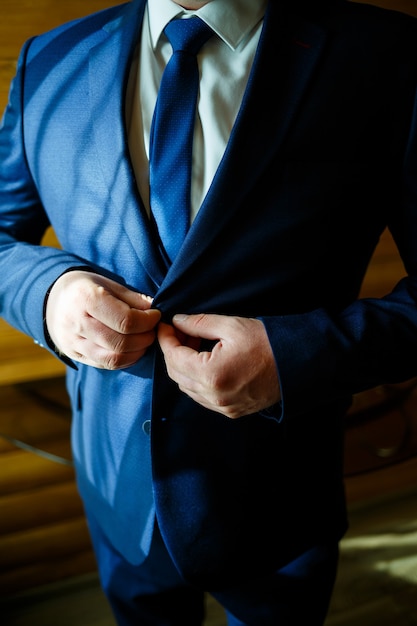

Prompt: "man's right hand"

[45,270,161,369]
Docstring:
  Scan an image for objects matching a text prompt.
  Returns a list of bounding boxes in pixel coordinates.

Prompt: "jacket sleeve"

[261,82,417,420]
[0,39,95,354]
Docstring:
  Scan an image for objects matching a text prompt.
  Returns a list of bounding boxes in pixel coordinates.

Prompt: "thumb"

[172,313,221,341]
[110,282,154,311]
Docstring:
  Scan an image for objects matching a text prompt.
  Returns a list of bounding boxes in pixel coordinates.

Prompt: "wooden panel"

[0,323,65,385]
[345,379,417,476]
[0,519,92,570]
[352,0,417,16]
[0,377,95,596]
[0,482,85,535]
[0,548,97,597]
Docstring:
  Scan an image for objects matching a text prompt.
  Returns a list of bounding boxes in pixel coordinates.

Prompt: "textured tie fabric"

[149,17,214,264]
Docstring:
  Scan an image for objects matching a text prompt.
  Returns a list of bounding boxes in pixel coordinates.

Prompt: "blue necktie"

[149,17,213,264]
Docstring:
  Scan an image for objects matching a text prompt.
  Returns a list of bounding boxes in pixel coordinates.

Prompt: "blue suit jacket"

[1,0,417,588]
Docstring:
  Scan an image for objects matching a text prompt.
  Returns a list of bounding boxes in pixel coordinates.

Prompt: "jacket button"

[142,420,151,435]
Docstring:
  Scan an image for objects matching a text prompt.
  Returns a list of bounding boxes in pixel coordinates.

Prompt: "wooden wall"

[352,0,417,15]
[0,0,125,597]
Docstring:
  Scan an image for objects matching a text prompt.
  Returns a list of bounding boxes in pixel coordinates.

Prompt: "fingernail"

[173,314,188,322]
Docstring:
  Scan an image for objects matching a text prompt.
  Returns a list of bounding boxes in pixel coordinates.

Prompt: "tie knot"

[164,17,213,55]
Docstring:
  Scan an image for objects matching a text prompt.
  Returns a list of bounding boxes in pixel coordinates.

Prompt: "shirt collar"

[148,0,267,51]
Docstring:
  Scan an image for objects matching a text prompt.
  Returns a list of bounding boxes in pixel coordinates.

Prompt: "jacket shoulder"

[25,2,134,59]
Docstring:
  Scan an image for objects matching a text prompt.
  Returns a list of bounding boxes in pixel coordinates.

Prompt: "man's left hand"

[157,313,281,419]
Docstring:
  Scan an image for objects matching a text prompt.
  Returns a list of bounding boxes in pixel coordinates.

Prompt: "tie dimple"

[149,17,213,265]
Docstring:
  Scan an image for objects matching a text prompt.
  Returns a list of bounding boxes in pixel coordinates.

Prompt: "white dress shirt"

[126,0,266,221]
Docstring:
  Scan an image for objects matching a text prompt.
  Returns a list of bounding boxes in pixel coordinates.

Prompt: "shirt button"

[142,420,151,435]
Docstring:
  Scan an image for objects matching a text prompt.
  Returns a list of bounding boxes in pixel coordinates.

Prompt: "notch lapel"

[88,0,168,288]
[88,0,328,293]
[159,1,328,288]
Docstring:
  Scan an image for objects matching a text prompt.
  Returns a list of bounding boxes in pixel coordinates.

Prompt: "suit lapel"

[161,0,328,286]
[88,0,168,287]
[88,0,328,292]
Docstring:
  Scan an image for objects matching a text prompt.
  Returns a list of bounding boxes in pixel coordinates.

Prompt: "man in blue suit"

[1,0,417,623]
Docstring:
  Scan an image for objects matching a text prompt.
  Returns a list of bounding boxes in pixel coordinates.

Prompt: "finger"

[171,313,224,342]
[79,315,158,351]
[103,280,154,311]
[86,294,161,335]
[157,321,181,348]
[158,321,203,355]
[67,327,158,369]
[75,273,159,333]
[68,348,146,370]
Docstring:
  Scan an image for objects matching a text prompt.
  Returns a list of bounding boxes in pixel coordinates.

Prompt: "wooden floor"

[0,379,97,595]
[1,481,417,625]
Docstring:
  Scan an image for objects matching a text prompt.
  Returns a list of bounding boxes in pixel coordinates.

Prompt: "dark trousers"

[86,513,339,626]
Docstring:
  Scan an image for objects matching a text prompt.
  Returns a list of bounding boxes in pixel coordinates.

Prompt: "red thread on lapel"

[293,39,312,49]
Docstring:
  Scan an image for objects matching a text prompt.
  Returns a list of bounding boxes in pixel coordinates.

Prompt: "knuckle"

[207,369,227,393]
[118,310,138,334]
[104,352,123,370]
[118,315,132,335]
[111,334,128,353]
